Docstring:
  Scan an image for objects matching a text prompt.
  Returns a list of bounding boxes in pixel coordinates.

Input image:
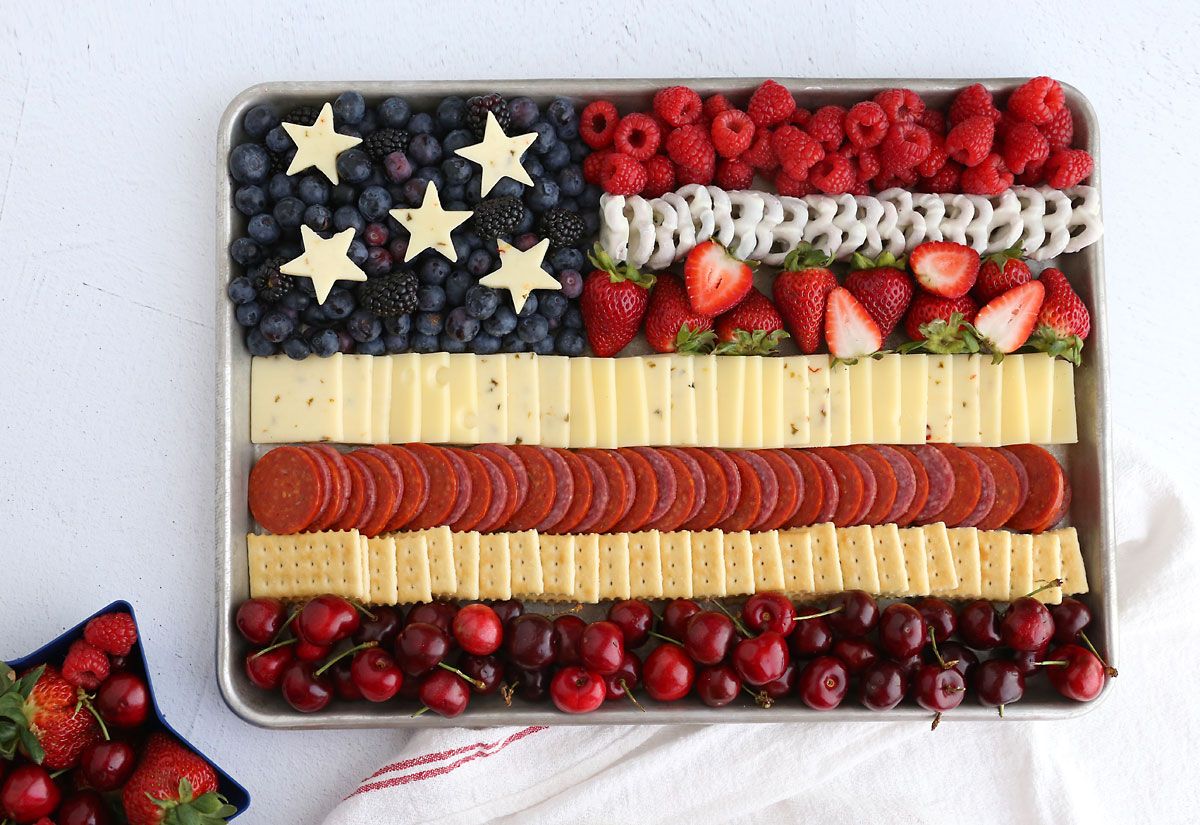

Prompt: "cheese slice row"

[250,352,1077,447]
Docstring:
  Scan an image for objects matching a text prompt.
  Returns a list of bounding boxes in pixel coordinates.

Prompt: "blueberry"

[580,183,603,207]
[538,291,568,319]
[332,183,358,206]
[542,140,571,172]
[443,129,475,154]
[324,288,356,320]
[265,125,292,153]
[483,304,518,336]
[501,332,528,352]
[525,179,559,212]
[413,307,443,336]
[557,268,584,299]
[388,236,410,262]
[378,96,412,128]
[383,332,409,353]
[277,305,300,323]
[229,143,270,184]
[303,204,333,232]
[282,335,311,359]
[310,328,341,357]
[280,289,310,311]
[357,109,379,135]
[243,104,279,138]
[464,173,484,205]
[471,332,501,354]
[259,310,294,342]
[444,306,480,342]
[297,175,330,205]
[247,213,281,244]
[384,151,414,184]
[335,149,373,184]
[227,276,257,305]
[442,156,473,186]
[508,96,540,131]
[388,185,408,206]
[409,133,443,167]
[466,248,494,277]
[348,310,383,342]
[365,246,392,276]
[419,257,451,285]
[563,303,584,329]
[530,335,555,354]
[235,185,267,216]
[230,237,263,266]
[334,90,366,125]
[364,222,389,247]
[547,97,578,133]
[334,205,366,237]
[402,178,428,206]
[348,239,369,266]
[559,197,579,213]
[408,112,435,135]
[438,332,468,352]
[513,206,534,235]
[417,284,446,312]
[443,193,467,209]
[277,240,303,261]
[302,302,329,326]
[570,139,592,163]
[384,314,411,336]
[555,327,586,356]
[413,166,445,192]
[550,247,584,273]
[582,211,601,237]
[235,300,263,326]
[516,292,538,317]
[274,197,308,231]
[523,156,544,180]
[445,269,472,305]
[336,329,356,353]
[355,337,386,355]
[490,177,524,200]
[411,331,439,352]
[517,313,550,343]
[464,285,500,319]
[436,96,468,132]
[451,232,472,262]
[358,186,393,221]
[247,327,277,356]
[530,121,557,155]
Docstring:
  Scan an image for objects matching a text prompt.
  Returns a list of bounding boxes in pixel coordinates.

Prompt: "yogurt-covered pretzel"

[963,195,995,253]
[624,194,656,269]
[753,192,785,262]
[726,190,767,260]
[939,194,976,246]
[1033,188,1074,261]
[802,195,843,257]
[1063,185,1104,254]
[707,186,737,248]
[648,197,680,271]
[1012,186,1047,255]
[910,193,946,243]
[983,188,1025,253]
[831,193,869,260]
[600,194,630,261]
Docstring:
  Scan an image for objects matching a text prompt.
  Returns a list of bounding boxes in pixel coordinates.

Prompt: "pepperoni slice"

[405,444,458,530]
[545,449,593,534]
[571,453,612,534]
[373,445,428,532]
[734,451,779,532]
[661,448,706,527]
[811,448,863,528]
[751,450,803,532]
[843,452,878,526]
[533,447,575,532]
[958,450,996,528]
[503,445,556,531]
[841,446,896,526]
[295,446,333,529]
[474,444,529,515]
[645,449,696,533]
[679,448,729,531]
[307,445,351,531]
[1004,444,1066,533]
[893,448,930,526]
[926,444,981,527]
[786,450,825,527]
[444,449,491,532]
[630,447,678,527]
[905,445,955,524]
[577,450,628,533]
[995,447,1031,518]
[703,449,743,525]
[336,452,378,532]
[1038,474,1072,533]
[717,452,763,532]
[353,451,400,537]
[358,447,405,528]
[471,450,516,533]
[249,447,326,534]
[962,447,1021,530]
[873,445,916,526]
[438,448,474,527]
[611,448,659,533]
[806,450,841,525]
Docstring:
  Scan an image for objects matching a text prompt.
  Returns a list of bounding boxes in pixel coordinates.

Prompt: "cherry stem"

[250,638,297,659]
[349,600,377,622]
[438,662,486,690]
[794,604,845,621]
[313,641,377,677]
[998,705,1006,719]
[548,603,584,618]
[620,681,646,713]
[647,630,684,648]
[270,610,298,645]
[75,694,110,742]
[500,683,516,707]
[931,712,943,731]
[410,706,429,718]
[707,599,753,637]
[929,632,946,669]
[1024,578,1065,599]
[1079,631,1119,677]
[1033,660,1069,667]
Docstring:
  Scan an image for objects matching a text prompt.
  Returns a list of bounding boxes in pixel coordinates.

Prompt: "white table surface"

[3,1,1199,822]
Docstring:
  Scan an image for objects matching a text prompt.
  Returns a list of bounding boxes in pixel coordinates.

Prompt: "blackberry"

[363,127,410,160]
[253,258,293,303]
[268,149,294,175]
[357,271,419,317]
[284,104,321,126]
[538,208,585,249]
[472,196,523,240]
[465,93,511,138]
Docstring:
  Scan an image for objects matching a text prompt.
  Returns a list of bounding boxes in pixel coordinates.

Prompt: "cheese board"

[216,78,1114,727]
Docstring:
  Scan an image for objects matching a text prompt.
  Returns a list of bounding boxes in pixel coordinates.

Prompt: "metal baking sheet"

[216,79,1114,727]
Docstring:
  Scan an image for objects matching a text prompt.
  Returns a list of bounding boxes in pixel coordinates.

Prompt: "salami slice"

[611,448,659,533]
[249,446,326,534]
[374,445,428,532]
[307,445,351,531]
[405,444,458,530]
[893,447,930,526]
[786,450,826,527]
[577,449,629,533]
[995,447,1031,518]
[806,450,841,526]
[571,453,612,534]
[631,447,678,527]
[717,452,763,532]
[503,445,557,532]
[962,447,1019,530]
[679,448,729,531]
[645,449,696,533]
[662,448,706,526]
[958,450,996,528]
[471,450,516,533]
[842,446,896,526]
[354,451,401,537]
[926,444,981,527]
[336,452,378,533]
[811,448,863,528]
[752,450,803,532]
[474,444,529,515]
[905,445,955,525]
[447,448,492,532]
[533,447,575,532]
[703,449,743,525]
[843,452,878,526]
[733,451,779,532]
[545,449,593,534]
[873,445,916,526]
[1004,444,1066,533]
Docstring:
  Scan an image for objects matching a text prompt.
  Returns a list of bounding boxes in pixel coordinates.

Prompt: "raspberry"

[1015,156,1047,186]
[85,612,139,655]
[583,149,613,184]
[949,83,1001,126]
[1043,149,1093,188]
[879,122,931,173]
[844,101,889,149]
[921,161,963,193]
[1001,121,1050,175]
[613,113,661,161]
[716,157,755,190]
[809,154,856,194]
[789,108,812,128]
[944,115,995,167]
[63,639,110,690]
[807,105,847,152]
[642,154,677,198]
[774,168,816,197]
[1007,76,1065,125]
[741,128,779,171]
[873,88,925,123]
[710,109,755,158]
[599,153,647,196]
[848,179,870,196]
[771,125,824,179]
[579,100,619,149]
[665,124,715,172]
[1039,105,1074,150]
[960,153,1013,195]
[675,160,715,186]
[747,79,796,127]
[874,167,919,191]
[851,146,881,181]
[703,93,734,120]
[917,132,948,178]
[653,85,703,127]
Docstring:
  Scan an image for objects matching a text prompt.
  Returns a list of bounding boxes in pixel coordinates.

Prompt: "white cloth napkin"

[323,433,1200,825]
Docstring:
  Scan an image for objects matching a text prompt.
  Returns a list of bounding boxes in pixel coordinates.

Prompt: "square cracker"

[690,530,727,598]
[722,531,756,596]
[360,535,371,602]
[574,533,601,603]
[366,535,399,605]
[836,525,881,593]
[247,529,365,601]
[1009,533,1035,601]
[628,531,664,599]
[509,529,544,598]
[659,532,693,599]
[870,523,908,596]
[395,533,433,604]
[1031,532,1063,604]
[778,529,815,596]
[922,523,958,593]
[422,526,457,598]
[750,531,786,592]
[451,531,481,601]
[808,523,843,594]
[897,528,930,596]
[979,529,1013,601]
[598,533,632,600]
[478,533,512,600]
[1054,527,1088,595]
[943,528,982,600]
[539,533,577,600]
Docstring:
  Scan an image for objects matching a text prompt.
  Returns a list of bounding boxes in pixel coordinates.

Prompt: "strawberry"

[644,272,716,353]
[902,293,980,352]
[974,246,1032,303]
[1028,268,1090,365]
[908,240,980,298]
[122,732,235,825]
[682,240,754,316]
[580,245,655,357]
[713,287,788,354]
[843,251,914,337]
[824,287,882,361]
[772,244,839,354]
[973,280,1046,355]
[0,663,102,770]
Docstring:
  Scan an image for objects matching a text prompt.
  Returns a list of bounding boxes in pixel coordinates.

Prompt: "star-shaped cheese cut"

[280,225,366,304]
[454,111,538,196]
[479,238,559,313]
[388,181,473,262]
[282,102,362,184]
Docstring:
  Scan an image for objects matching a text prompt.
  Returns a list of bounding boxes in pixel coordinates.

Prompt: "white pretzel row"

[599,185,1103,269]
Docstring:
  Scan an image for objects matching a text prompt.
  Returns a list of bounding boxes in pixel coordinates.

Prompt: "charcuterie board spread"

[220,78,1112,725]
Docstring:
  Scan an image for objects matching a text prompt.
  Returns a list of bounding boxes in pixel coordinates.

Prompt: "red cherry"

[78,740,136,791]
[798,656,849,710]
[1,765,60,822]
[332,658,363,701]
[580,621,625,675]
[789,608,833,658]
[831,637,879,676]
[550,667,606,713]
[878,603,927,659]
[489,599,525,628]
[858,660,906,711]
[696,664,741,707]
[235,597,288,646]
[461,654,505,695]
[351,605,404,647]
[351,648,403,702]
[607,599,654,647]
[395,622,452,676]
[732,631,789,686]
[1050,597,1092,644]
[1010,644,1047,678]
[280,660,334,712]
[892,652,923,679]
[296,595,360,646]
[643,644,696,701]
[58,789,111,825]
[913,664,966,712]
[974,659,1025,712]
[293,636,332,661]
[825,590,880,637]
[505,614,559,670]
[1045,644,1106,701]
[958,599,1003,649]
[407,602,459,638]
[245,644,294,690]
[95,672,150,728]
[682,611,736,665]
[603,652,642,701]
[915,597,957,644]
[928,642,978,681]
[504,664,551,702]
[742,592,797,637]
[661,599,702,639]
[1001,597,1055,651]
[418,669,470,717]
[553,615,586,665]
[452,603,504,655]
[762,659,797,699]
[107,654,131,673]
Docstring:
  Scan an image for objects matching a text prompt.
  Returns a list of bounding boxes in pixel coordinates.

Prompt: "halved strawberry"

[824,287,882,360]
[973,280,1046,355]
[909,241,980,298]
[772,244,838,353]
[644,272,716,353]
[683,240,754,316]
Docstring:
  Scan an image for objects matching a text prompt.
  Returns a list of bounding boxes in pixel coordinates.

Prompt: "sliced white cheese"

[760,357,785,449]
[567,357,596,448]
[341,354,373,444]
[950,354,982,444]
[644,357,672,446]
[1023,352,1055,444]
[977,356,1004,447]
[250,353,344,444]
[613,356,650,447]
[898,354,929,444]
[805,355,832,447]
[692,355,720,446]
[591,357,618,448]
[371,355,392,444]
[847,357,873,445]
[870,353,902,444]
[418,352,452,443]
[715,356,747,449]
[827,360,852,446]
[741,356,764,449]
[446,353,480,444]
[1050,358,1078,443]
[1000,354,1030,445]
[926,354,954,443]
[475,354,508,444]
[667,356,697,447]
[537,355,571,448]
[506,353,541,445]
[780,356,811,447]
[388,353,421,443]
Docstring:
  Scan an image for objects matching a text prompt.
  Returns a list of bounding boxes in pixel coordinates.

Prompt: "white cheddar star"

[280,225,366,304]
[389,181,473,263]
[282,102,362,184]
[479,238,559,314]
[454,111,538,196]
